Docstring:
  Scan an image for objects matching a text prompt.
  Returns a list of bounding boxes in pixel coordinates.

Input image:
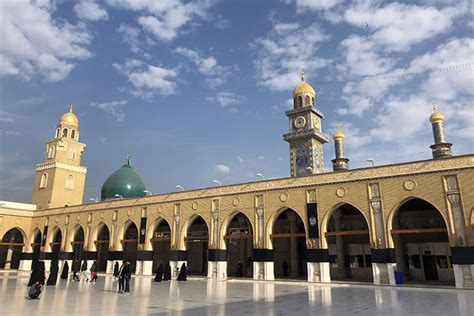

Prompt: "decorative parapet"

[35,161,87,174]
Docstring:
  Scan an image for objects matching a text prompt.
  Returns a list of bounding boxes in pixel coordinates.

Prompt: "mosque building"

[0,74,473,288]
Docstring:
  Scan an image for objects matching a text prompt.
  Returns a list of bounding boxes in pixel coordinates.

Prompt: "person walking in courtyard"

[113,261,119,279]
[236,261,244,277]
[72,259,80,281]
[154,263,163,282]
[282,261,289,277]
[80,260,88,282]
[27,261,41,286]
[46,260,59,285]
[117,261,125,293]
[122,261,132,294]
[163,263,171,281]
[60,261,69,280]
[177,263,187,281]
[28,281,43,300]
[90,261,98,283]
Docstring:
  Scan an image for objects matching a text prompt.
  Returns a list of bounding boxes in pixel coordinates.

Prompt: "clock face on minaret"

[283,72,329,177]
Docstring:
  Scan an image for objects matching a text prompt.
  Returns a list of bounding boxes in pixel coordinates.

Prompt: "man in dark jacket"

[72,259,80,281]
[121,261,132,294]
[117,261,125,293]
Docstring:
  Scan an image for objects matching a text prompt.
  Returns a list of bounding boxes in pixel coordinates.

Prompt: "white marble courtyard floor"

[0,271,473,315]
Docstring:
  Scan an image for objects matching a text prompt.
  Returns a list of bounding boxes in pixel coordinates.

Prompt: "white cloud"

[215,164,230,174]
[113,59,178,97]
[75,0,109,21]
[118,24,149,56]
[344,2,464,52]
[91,100,127,121]
[291,0,340,12]
[0,0,92,81]
[106,0,214,41]
[207,92,245,107]
[253,23,332,91]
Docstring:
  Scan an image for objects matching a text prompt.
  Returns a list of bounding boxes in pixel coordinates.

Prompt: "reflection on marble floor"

[0,271,473,315]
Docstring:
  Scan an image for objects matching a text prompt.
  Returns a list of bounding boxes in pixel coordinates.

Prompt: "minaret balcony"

[283,129,329,143]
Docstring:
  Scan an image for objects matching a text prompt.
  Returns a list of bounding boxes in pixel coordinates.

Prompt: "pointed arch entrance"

[326,204,372,281]
[151,219,171,273]
[51,229,62,263]
[271,209,307,278]
[72,227,84,263]
[225,212,253,277]
[123,222,138,273]
[96,224,110,272]
[0,228,25,269]
[186,216,209,275]
[391,198,454,284]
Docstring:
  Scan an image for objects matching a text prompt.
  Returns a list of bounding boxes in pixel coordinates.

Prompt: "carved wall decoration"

[192,202,198,210]
[232,197,240,207]
[127,209,132,217]
[403,179,417,191]
[55,217,59,223]
[100,212,104,219]
[279,192,289,202]
[76,215,80,221]
[15,218,21,224]
[336,187,347,198]
[307,189,316,203]
[158,206,164,214]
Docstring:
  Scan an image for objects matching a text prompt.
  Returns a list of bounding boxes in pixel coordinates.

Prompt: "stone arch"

[265,206,307,250]
[45,226,62,252]
[388,197,453,284]
[0,227,26,269]
[89,222,110,252]
[323,202,372,281]
[320,202,371,248]
[145,217,171,251]
[179,214,210,250]
[117,219,138,251]
[219,210,254,250]
[386,196,449,248]
[182,214,209,275]
[122,220,139,272]
[66,224,84,252]
[49,227,62,262]
[71,225,85,262]
[95,222,110,272]
[30,228,42,262]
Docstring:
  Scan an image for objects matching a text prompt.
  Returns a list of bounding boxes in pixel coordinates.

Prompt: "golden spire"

[301,69,305,81]
[429,102,444,123]
[69,105,73,113]
[333,126,345,140]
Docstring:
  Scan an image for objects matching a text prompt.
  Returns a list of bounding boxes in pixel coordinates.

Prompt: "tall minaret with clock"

[283,72,329,176]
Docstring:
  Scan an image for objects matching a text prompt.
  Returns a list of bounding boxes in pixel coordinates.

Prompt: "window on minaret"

[305,96,310,106]
[56,129,60,138]
[70,149,76,160]
[65,175,74,189]
[47,146,54,159]
[297,96,302,108]
[311,97,314,105]
[62,128,68,137]
[40,173,48,188]
[71,130,76,140]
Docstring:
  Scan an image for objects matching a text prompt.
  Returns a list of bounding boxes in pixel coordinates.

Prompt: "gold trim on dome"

[333,128,345,140]
[292,71,316,97]
[429,111,444,123]
[59,105,79,126]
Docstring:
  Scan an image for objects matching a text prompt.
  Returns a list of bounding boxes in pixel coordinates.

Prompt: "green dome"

[101,156,147,201]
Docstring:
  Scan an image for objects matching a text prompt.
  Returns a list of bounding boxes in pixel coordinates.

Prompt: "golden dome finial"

[292,70,315,97]
[59,105,79,126]
[301,69,305,81]
[333,126,345,140]
[429,102,444,123]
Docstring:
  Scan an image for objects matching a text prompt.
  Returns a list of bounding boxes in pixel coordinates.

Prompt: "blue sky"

[1,0,473,203]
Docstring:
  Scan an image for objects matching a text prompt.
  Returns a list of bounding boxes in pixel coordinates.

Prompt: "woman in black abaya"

[47,260,59,285]
[60,261,69,280]
[154,263,164,282]
[177,263,187,281]
[163,263,171,281]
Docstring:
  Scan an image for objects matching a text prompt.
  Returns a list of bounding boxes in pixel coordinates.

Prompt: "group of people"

[112,261,132,294]
[27,259,99,300]
[153,262,187,282]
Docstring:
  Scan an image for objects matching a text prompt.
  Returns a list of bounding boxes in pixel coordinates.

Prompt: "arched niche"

[96,223,110,272]
[0,228,26,269]
[150,218,172,272]
[122,221,138,273]
[185,215,209,275]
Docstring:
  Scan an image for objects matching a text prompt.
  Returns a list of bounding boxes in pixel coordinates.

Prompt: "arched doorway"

[225,213,253,277]
[51,229,62,263]
[96,225,109,272]
[326,204,372,281]
[72,227,84,264]
[32,230,42,263]
[392,198,454,284]
[123,222,138,273]
[271,209,307,278]
[151,220,171,273]
[0,228,25,269]
[186,216,208,275]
